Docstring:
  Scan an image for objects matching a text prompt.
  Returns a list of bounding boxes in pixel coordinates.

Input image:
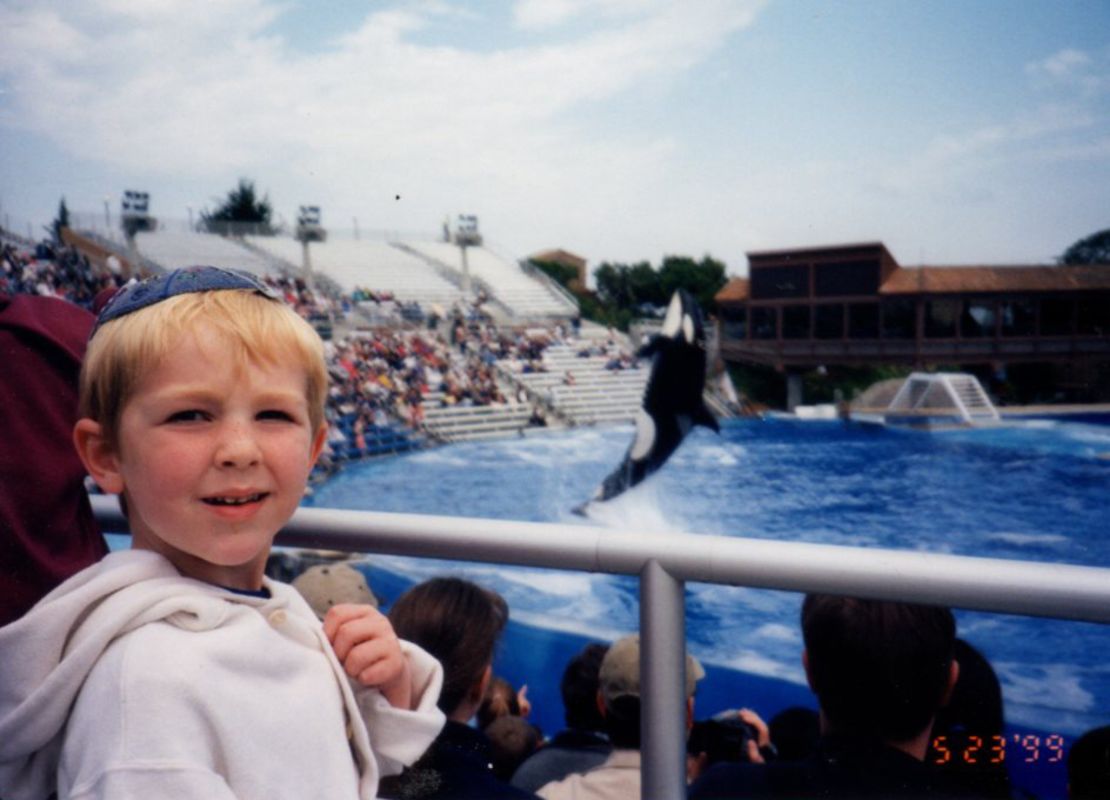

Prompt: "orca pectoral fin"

[694,402,720,433]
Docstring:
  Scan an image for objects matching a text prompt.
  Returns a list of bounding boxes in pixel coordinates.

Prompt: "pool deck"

[998,403,1110,419]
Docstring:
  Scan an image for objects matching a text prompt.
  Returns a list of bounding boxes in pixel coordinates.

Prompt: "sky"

[1,0,1108,276]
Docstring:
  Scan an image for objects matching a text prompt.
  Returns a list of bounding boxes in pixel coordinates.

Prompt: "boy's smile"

[84,322,325,590]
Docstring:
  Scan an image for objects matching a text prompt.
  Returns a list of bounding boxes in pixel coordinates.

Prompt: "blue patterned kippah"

[92,266,280,336]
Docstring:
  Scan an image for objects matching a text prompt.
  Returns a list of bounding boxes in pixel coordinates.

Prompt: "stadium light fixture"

[453,213,482,296]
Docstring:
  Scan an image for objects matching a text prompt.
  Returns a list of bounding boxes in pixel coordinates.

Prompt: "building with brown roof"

[529,248,588,292]
[715,242,1110,402]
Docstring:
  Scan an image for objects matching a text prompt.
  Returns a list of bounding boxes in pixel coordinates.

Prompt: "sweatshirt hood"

[0,550,278,799]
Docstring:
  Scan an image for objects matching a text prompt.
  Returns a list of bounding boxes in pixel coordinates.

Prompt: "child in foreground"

[0,267,445,799]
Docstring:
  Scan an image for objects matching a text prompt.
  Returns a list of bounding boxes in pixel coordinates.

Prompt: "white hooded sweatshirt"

[0,550,445,799]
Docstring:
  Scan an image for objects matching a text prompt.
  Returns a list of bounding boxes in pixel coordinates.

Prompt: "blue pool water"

[305,418,1109,794]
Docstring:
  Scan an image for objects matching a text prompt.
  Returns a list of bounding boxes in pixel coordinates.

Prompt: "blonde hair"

[79,289,327,446]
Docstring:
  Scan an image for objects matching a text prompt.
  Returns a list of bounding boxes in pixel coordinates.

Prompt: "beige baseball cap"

[292,563,378,619]
[599,634,705,705]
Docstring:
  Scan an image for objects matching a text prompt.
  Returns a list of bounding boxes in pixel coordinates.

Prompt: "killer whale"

[575,289,719,514]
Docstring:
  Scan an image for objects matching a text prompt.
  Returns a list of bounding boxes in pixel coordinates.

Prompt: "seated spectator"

[1068,725,1110,800]
[689,594,960,799]
[537,633,704,800]
[927,638,1011,799]
[381,577,539,800]
[0,291,106,626]
[487,715,543,783]
[512,643,613,793]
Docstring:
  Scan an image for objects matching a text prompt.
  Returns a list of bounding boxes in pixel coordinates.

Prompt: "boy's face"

[78,321,326,590]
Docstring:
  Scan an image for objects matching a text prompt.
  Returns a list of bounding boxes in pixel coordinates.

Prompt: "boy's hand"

[323,604,412,710]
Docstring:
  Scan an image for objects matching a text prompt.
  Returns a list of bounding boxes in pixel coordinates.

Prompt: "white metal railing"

[90,495,1110,800]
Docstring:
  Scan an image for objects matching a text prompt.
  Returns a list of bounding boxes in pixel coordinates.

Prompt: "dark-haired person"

[380,577,540,800]
[690,594,961,799]
[1069,725,1110,800]
[512,643,614,793]
[537,633,704,800]
[927,638,1011,798]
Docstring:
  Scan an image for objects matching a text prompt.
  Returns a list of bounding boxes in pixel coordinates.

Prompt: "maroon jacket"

[0,294,106,627]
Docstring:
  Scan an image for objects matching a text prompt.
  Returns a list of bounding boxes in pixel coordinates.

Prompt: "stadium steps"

[509,344,649,425]
[399,241,577,320]
[420,402,539,443]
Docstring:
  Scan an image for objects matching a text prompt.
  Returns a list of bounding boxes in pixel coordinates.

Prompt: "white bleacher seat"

[247,237,467,309]
[401,241,576,318]
[133,230,280,276]
[508,343,648,425]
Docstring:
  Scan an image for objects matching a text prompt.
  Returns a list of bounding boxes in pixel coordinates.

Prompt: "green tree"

[52,197,70,241]
[627,261,664,307]
[658,254,728,311]
[594,262,633,308]
[1059,228,1110,265]
[201,179,275,234]
[530,259,578,288]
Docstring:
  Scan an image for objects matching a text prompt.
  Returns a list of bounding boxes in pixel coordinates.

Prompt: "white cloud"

[1026,47,1110,96]
[0,0,768,261]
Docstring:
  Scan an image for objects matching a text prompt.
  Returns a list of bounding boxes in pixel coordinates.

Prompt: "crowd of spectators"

[3,235,644,476]
[1,239,123,307]
[293,558,1108,800]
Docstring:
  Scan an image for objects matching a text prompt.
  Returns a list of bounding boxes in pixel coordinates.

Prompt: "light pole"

[187,206,194,231]
[103,196,111,233]
[454,214,481,298]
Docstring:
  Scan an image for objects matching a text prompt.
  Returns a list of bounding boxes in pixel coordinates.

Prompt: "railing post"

[640,559,687,800]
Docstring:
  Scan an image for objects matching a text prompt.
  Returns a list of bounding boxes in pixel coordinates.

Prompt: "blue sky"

[1,0,1108,274]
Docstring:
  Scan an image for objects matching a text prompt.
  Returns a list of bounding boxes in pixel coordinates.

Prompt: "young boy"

[0,266,445,799]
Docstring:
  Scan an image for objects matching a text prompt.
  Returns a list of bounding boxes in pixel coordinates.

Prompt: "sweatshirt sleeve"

[356,639,445,776]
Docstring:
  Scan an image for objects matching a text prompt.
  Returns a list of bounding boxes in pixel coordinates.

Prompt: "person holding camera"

[687,708,777,782]
[689,594,960,799]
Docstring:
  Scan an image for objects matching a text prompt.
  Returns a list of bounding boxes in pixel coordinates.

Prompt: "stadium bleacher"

[402,240,578,319]
[133,230,281,276]
[507,342,648,425]
[246,237,470,312]
[12,218,655,457]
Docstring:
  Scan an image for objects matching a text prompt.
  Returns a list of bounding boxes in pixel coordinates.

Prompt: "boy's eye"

[166,410,208,423]
[258,409,297,422]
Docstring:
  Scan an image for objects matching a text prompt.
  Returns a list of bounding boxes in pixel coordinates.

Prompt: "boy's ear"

[310,423,327,466]
[73,418,125,495]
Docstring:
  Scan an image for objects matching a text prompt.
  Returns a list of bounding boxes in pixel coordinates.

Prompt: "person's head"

[927,639,1011,797]
[1068,725,1110,800]
[79,267,328,446]
[485,715,542,781]
[292,562,378,620]
[478,675,521,730]
[73,267,328,590]
[597,634,704,749]
[388,576,508,719]
[801,594,958,746]
[561,643,609,732]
